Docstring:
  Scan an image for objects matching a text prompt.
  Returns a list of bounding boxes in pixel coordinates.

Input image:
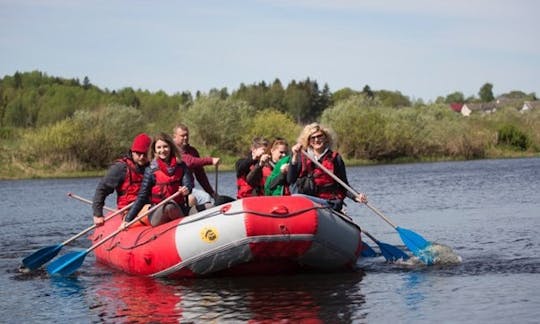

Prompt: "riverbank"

[2,150,538,180]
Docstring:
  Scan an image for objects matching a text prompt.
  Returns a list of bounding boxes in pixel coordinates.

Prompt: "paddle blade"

[361,241,378,258]
[22,244,63,270]
[46,251,87,276]
[377,241,410,262]
[396,226,434,265]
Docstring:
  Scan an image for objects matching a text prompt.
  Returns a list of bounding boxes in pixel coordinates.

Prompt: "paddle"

[47,191,182,276]
[362,229,409,262]
[214,164,219,197]
[360,241,378,257]
[329,206,407,261]
[300,150,434,265]
[21,197,133,271]
[67,192,116,211]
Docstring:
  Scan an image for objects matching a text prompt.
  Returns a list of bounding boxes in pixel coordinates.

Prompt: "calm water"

[1,158,539,323]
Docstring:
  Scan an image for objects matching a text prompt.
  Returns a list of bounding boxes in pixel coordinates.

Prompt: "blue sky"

[1,0,539,102]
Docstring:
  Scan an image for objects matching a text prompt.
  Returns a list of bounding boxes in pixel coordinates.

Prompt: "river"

[1,157,539,323]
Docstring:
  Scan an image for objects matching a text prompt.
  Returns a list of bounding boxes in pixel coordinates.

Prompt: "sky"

[1,0,539,102]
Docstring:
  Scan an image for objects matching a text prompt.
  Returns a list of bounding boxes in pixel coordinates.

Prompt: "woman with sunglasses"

[288,123,367,211]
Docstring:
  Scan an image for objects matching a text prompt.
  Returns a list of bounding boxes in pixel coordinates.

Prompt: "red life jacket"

[300,151,345,200]
[262,164,273,191]
[116,157,144,209]
[150,158,185,206]
[236,164,266,199]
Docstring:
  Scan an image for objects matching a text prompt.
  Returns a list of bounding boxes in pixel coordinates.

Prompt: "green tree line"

[0,70,539,179]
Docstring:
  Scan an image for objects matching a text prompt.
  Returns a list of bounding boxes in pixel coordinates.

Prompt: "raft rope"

[110,205,338,251]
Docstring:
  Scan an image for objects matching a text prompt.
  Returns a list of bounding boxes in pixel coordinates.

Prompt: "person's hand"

[119,221,129,230]
[355,193,368,204]
[178,186,190,196]
[252,146,266,160]
[93,216,105,226]
[212,157,221,165]
[259,153,271,166]
[280,163,289,174]
[291,143,302,154]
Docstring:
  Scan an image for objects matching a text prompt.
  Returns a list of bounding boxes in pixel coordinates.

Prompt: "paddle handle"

[67,192,115,212]
[214,164,219,197]
[85,191,182,253]
[300,150,398,229]
[63,193,134,246]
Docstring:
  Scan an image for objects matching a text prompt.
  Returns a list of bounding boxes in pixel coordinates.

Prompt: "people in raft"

[92,133,152,226]
[172,123,220,212]
[287,123,368,211]
[121,132,193,228]
[235,136,270,198]
[264,138,291,196]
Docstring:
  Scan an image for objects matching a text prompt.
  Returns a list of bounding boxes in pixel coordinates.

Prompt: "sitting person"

[235,137,270,198]
[264,138,291,196]
[172,123,220,211]
[122,133,193,228]
[287,123,367,211]
[92,133,151,226]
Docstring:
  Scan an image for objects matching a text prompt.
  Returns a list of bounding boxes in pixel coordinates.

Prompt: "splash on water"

[392,243,462,267]
[428,243,462,265]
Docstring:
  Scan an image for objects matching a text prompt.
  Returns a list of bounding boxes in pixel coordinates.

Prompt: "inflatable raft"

[90,195,363,278]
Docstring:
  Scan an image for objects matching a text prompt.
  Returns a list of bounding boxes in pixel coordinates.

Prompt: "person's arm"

[181,163,194,193]
[183,153,214,169]
[287,143,303,184]
[268,172,287,191]
[193,167,215,196]
[246,164,264,187]
[92,162,126,224]
[235,156,256,178]
[265,156,290,194]
[333,154,367,202]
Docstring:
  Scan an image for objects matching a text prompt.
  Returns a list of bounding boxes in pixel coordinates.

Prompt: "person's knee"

[188,194,197,207]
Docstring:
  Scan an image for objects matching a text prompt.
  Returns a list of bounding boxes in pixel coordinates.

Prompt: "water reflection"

[93,273,182,323]
[91,271,366,322]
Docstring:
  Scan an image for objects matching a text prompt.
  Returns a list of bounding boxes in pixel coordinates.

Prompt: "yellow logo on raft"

[200,227,219,243]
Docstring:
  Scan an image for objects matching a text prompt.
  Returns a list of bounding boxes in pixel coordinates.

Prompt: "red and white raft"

[91,195,363,278]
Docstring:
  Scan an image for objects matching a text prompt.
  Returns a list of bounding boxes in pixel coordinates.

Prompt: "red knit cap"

[131,133,151,153]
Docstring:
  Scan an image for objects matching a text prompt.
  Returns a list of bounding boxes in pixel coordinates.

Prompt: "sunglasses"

[309,134,325,141]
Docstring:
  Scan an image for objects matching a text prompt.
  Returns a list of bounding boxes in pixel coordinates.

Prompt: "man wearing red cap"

[92,133,152,226]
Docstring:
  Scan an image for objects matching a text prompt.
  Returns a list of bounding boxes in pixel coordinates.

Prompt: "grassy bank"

[2,148,537,180]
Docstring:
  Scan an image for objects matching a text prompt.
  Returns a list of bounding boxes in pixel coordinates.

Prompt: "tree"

[362,85,374,100]
[376,90,411,107]
[83,76,91,90]
[445,91,465,104]
[479,83,494,102]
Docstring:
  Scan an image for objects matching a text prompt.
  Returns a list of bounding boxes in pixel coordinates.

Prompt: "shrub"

[497,124,531,151]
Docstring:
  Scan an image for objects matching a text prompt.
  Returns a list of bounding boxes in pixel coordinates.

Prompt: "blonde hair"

[297,123,335,149]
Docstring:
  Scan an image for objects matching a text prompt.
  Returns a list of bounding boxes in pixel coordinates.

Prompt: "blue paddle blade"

[397,226,434,265]
[22,244,63,270]
[377,241,409,262]
[361,241,378,257]
[47,251,87,276]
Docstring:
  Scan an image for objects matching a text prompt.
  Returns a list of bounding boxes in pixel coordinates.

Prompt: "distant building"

[495,97,523,109]
[460,102,497,117]
[520,100,540,112]
[449,103,463,113]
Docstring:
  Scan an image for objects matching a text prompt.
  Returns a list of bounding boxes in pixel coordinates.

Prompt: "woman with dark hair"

[122,132,193,228]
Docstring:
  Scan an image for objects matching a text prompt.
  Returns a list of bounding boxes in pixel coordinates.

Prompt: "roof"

[449,103,463,112]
